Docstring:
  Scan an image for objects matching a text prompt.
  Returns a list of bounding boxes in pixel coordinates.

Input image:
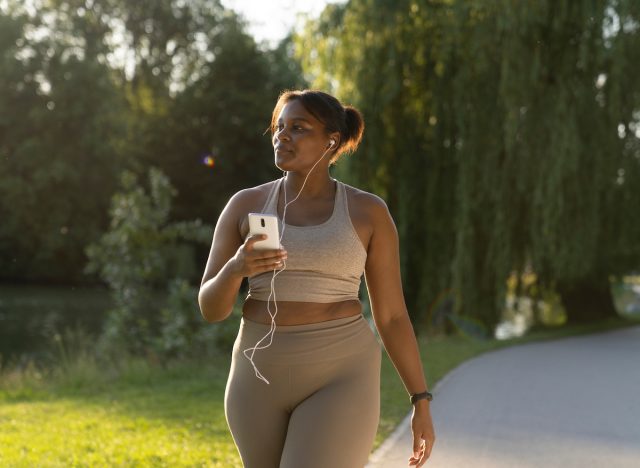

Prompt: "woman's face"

[272,99,335,173]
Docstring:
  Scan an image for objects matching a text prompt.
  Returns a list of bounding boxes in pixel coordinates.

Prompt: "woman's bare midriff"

[242,298,363,325]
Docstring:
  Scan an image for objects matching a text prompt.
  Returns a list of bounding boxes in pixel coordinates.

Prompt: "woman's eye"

[275,124,305,132]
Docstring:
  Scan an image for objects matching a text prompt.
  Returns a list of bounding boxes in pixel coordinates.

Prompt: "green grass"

[2,314,639,467]
[1,356,239,467]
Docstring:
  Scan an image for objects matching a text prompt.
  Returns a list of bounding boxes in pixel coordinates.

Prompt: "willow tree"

[453,0,640,324]
[442,0,640,325]
[298,0,640,331]
[295,0,459,331]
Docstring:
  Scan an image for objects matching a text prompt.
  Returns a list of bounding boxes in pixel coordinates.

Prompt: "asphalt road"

[367,325,640,468]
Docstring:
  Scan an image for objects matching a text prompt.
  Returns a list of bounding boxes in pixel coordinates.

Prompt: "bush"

[85,167,212,357]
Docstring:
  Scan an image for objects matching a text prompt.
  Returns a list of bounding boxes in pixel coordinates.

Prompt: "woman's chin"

[274,153,296,171]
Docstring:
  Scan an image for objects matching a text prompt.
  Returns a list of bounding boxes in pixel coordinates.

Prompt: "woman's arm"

[363,195,428,395]
[363,195,435,466]
[198,192,246,323]
[198,190,287,323]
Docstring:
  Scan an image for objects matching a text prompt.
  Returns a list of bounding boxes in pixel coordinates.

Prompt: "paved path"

[367,325,640,468]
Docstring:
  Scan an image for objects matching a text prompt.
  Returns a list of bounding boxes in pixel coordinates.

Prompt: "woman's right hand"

[230,234,287,278]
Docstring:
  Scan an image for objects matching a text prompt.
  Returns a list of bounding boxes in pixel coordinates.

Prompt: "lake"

[0,284,111,363]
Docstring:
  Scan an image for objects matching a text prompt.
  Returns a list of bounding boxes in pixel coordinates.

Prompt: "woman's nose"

[275,128,290,142]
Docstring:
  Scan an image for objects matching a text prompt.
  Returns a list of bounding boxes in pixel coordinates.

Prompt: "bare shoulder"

[228,179,275,208]
[223,179,278,235]
[342,182,392,222]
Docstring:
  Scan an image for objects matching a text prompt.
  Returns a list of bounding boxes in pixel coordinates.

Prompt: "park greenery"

[0,0,303,285]
[1,0,640,465]
[2,304,636,466]
[84,167,213,357]
[1,0,638,344]
[297,0,640,329]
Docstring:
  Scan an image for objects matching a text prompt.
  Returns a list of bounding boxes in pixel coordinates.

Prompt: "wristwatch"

[410,391,433,405]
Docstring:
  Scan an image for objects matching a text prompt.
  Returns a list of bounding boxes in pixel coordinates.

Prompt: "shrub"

[85,168,211,357]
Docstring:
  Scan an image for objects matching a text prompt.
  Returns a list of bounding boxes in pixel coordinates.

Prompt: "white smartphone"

[247,213,281,250]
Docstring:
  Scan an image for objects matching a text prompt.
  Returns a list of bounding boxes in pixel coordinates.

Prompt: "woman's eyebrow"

[277,116,313,124]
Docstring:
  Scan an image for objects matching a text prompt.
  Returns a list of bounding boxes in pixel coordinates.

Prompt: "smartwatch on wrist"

[410,391,433,405]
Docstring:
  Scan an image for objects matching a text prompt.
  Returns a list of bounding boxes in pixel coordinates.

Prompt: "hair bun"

[342,106,365,155]
[270,90,365,164]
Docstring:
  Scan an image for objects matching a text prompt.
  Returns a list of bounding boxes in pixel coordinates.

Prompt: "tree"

[0,6,126,281]
[85,167,211,354]
[0,0,307,282]
[295,0,459,331]
[297,0,640,331]
[140,26,306,228]
[453,0,640,324]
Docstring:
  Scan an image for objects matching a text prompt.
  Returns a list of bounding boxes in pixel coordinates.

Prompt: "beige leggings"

[224,314,382,468]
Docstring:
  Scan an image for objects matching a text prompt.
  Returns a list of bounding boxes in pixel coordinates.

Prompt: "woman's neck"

[283,171,334,200]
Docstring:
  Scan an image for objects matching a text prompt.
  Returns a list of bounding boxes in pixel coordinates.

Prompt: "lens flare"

[202,155,215,168]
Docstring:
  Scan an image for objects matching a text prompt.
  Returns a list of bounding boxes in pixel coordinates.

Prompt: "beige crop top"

[246,177,367,303]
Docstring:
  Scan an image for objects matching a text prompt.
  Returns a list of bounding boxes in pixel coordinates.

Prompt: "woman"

[198,90,435,467]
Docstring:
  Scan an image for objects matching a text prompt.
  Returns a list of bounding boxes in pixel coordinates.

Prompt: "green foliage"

[295,0,460,327]
[156,279,201,358]
[451,0,640,323]
[0,6,127,281]
[3,309,638,465]
[155,278,241,359]
[0,356,240,467]
[298,0,640,330]
[0,0,307,283]
[139,30,308,227]
[85,167,211,356]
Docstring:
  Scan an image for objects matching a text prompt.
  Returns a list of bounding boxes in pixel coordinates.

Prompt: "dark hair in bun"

[270,89,365,164]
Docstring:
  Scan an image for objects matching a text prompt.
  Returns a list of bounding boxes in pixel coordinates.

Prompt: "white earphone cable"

[243,143,335,384]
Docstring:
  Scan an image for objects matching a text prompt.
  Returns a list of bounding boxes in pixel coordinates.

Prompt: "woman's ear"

[328,133,340,149]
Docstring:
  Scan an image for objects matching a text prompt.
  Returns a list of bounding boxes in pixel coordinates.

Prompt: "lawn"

[1,357,237,467]
[2,311,639,467]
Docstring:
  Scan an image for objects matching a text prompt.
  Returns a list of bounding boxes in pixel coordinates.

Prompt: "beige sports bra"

[246,177,367,303]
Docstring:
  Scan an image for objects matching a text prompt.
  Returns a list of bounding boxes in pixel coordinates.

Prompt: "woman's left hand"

[408,400,435,466]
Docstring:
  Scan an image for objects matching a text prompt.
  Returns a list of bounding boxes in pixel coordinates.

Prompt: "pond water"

[0,285,111,363]
[3,280,639,362]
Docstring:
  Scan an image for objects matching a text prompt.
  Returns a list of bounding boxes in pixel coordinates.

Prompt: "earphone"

[243,140,336,384]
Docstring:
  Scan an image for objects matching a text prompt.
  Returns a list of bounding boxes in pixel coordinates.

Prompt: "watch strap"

[410,391,433,405]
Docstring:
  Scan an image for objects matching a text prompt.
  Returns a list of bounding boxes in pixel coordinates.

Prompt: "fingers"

[408,436,433,467]
[408,438,425,466]
[409,410,435,466]
[413,435,422,458]
[426,434,435,459]
[239,236,287,276]
[245,235,284,257]
[418,439,430,466]
[252,250,287,273]
[257,253,287,269]
[244,234,268,251]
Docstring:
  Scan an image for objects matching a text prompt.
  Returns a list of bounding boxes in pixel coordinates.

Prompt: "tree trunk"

[557,276,618,324]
